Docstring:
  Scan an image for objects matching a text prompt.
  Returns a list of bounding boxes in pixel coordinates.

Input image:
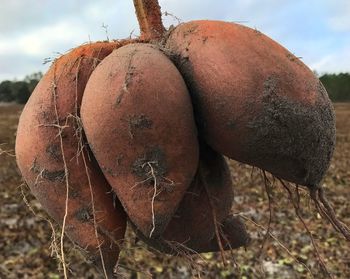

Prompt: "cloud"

[0,1,94,36]
[310,45,350,74]
[0,22,87,57]
[327,0,350,32]
[0,0,139,80]
[0,53,45,81]
[0,0,349,81]
[0,19,93,81]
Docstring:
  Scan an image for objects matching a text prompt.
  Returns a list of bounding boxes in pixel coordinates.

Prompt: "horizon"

[0,0,349,81]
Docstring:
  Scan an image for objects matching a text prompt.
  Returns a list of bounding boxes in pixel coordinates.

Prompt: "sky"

[0,0,349,81]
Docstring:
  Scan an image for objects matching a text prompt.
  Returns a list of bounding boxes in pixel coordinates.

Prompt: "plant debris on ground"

[0,103,349,278]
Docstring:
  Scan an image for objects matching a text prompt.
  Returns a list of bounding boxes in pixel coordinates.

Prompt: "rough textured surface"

[166,20,336,187]
[133,0,165,40]
[244,80,335,186]
[15,42,127,276]
[132,145,249,254]
[81,43,199,238]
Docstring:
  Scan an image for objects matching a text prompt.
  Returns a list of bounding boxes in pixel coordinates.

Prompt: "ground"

[0,103,349,279]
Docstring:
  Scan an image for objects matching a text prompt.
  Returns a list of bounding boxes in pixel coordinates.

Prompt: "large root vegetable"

[15,0,349,277]
[81,43,199,238]
[16,42,128,277]
[165,19,350,242]
[166,20,336,188]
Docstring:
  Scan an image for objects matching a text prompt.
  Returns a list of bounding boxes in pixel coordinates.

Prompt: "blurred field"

[0,103,349,279]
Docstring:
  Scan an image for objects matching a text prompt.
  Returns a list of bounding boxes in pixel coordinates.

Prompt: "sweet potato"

[210,214,250,251]
[81,43,199,238]
[131,144,249,254]
[166,20,336,188]
[16,42,128,276]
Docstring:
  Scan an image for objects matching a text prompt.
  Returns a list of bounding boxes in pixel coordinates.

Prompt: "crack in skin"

[115,49,137,107]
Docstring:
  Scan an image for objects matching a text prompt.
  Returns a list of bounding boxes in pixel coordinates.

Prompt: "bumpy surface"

[166,20,336,187]
[81,43,199,238]
[15,42,127,275]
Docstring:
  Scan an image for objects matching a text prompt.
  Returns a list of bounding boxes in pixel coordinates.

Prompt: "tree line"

[0,73,42,104]
[0,72,349,104]
[319,73,350,102]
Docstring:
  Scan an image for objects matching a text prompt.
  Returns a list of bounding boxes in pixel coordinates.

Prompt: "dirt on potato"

[0,102,349,278]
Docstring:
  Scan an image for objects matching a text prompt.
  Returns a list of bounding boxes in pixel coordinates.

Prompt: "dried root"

[0,144,15,157]
[279,179,334,279]
[132,160,175,238]
[199,167,227,266]
[239,214,314,278]
[258,171,274,259]
[51,66,70,279]
[19,182,63,271]
[310,187,350,241]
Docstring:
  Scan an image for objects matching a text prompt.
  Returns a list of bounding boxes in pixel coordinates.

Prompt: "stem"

[133,0,165,40]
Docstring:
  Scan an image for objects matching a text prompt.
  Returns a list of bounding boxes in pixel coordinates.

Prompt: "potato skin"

[166,20,336,187]
[16,42,127,275]
[132,145,249,254]
[81,43,199,238]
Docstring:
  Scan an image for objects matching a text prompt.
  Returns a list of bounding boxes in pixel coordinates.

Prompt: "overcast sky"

[0,0,349,81]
